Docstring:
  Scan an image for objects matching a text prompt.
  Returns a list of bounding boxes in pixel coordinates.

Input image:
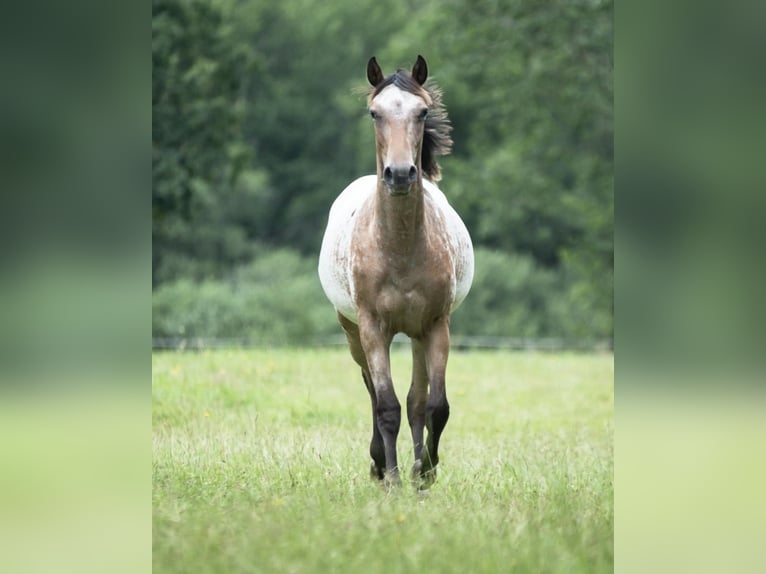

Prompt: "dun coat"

[318,55,474,487]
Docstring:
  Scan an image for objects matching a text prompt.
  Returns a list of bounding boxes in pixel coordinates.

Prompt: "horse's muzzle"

[384,164,418,194]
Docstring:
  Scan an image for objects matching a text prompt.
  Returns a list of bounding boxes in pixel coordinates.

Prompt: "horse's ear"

[367,57,384,87]
[412,55,428,85]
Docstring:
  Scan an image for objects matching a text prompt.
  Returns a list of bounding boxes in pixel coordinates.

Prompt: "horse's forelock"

[371,69,424,99]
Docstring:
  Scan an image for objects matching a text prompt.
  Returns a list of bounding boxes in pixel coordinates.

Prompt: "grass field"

[153,348,613,573]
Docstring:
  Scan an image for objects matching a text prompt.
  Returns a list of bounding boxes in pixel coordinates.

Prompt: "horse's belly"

[423,181,474,313]
[318,228,357,323]
[318,176,376,323]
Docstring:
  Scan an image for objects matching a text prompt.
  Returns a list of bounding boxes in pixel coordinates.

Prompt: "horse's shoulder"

[328,175,376,220]
[423,180,465,230]
[338,175,376,201]
[422,179,453,211]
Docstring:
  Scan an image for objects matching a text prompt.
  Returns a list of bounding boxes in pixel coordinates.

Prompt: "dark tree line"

[152,0,613,343]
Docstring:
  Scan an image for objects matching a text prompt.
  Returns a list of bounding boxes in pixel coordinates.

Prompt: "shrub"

[451,248,560,338]
[153,246,612,345]
[152,248,339,345]
[450,248,611,341]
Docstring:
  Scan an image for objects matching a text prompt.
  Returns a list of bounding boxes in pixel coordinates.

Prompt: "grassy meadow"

[153,348,613,573]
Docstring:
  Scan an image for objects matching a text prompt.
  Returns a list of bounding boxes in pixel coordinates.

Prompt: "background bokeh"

[151,0,614,348]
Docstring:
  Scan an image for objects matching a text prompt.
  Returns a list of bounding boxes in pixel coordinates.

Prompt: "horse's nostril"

[384,165,416,188]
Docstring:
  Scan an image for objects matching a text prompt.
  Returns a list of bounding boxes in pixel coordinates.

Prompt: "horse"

[318,55,474,488]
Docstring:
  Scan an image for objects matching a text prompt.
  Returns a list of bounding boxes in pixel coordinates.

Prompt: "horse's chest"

[377,283,427,318]
[372,272,452,335]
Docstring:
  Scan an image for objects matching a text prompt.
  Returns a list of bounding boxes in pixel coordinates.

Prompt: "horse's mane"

[368,70,453,182]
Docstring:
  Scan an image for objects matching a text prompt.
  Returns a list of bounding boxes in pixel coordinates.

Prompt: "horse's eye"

[418,108,429,120]
[369,110,378,120]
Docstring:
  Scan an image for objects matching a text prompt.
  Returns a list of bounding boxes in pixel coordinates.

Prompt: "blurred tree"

[151,0,614,342]
[407,0,614,337]
[152,247,339,344]
[152,0,263,285]
[233,0,413,252]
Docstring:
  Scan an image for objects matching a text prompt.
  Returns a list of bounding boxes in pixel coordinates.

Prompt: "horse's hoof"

[411,459,423,481]
[411,459,437,490]
[384,469,402,489]
[420,467,437,489]
[370,461,384,481]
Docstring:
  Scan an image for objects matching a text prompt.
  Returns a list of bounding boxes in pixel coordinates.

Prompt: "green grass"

[153,348,613,573]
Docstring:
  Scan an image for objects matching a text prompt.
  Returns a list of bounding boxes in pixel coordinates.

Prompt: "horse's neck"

[374,181,426,255]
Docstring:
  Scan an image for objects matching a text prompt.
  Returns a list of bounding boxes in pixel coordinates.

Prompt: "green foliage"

[452,248,612,340]
[232,0,415,252]
[152,248,338,344]
[451,248,563,338]
[151,0,614,341]
[152,247,612,345]
[152,0,265,284]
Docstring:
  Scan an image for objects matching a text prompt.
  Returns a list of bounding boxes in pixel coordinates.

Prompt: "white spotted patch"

[318,175,376,323]
[370,84,427,120]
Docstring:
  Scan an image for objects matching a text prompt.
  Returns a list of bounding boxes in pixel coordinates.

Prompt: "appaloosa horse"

[318,55,474,488]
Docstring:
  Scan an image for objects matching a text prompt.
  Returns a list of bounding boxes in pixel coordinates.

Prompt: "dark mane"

[369,70,453,182]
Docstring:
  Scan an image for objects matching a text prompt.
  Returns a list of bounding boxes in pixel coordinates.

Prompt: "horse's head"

[367,56,433,196]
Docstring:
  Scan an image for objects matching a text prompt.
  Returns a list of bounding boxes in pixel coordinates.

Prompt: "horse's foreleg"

[362,369,385,480]
[407,339,428,485]
[421,317,451,487]
[338,313,385,481]
[358,315,400,486]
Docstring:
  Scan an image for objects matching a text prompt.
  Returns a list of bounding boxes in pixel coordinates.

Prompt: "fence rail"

[152,335,613,352]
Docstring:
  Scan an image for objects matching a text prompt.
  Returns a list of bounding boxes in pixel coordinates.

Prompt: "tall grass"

[153,348,613,573]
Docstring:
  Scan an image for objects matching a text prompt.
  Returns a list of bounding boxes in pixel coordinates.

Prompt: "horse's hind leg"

[407,339,429,486]
[338,313,386,481]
